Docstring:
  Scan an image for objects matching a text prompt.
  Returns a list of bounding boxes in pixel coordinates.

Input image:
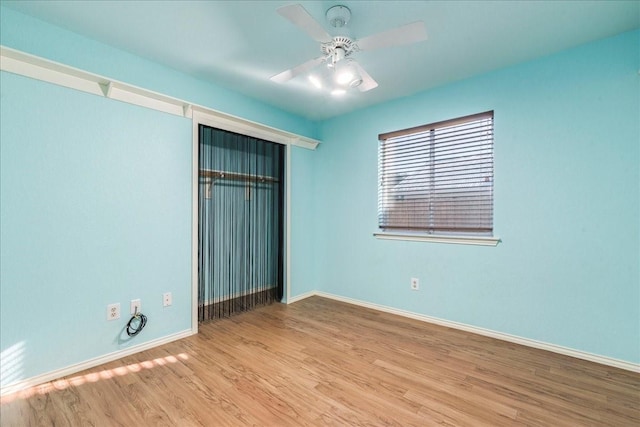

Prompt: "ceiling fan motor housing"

[322,36,356,65]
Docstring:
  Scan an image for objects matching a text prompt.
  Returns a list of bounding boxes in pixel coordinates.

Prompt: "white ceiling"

[2,1,639,121]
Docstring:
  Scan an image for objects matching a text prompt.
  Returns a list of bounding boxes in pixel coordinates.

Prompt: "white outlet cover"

[107,303,120,320]
[130,299,141,315]
[163,292,172,307]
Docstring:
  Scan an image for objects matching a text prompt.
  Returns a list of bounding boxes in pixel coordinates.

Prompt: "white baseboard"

[4,292,637,397]
[1,329,195,397]
[293,291,640,373]
[286,290,316,304]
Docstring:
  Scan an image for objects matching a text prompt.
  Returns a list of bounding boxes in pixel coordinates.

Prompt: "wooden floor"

[1,297,639,426]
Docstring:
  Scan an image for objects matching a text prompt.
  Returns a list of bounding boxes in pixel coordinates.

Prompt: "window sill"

[373,232,501,246]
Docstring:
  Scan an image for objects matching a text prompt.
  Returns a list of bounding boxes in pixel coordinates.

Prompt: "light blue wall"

[0,6,317,387]
[310,29,640,363]
[0,71,192,385]
[289,145,318,298]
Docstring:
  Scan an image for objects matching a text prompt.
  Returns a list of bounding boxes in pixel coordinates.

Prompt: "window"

[377,111,494,241]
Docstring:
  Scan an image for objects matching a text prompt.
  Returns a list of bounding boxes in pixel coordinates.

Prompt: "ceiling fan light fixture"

[349,75,363,88]
[335,59,361,87]
[347,60,363,87]
[335,69,354,85]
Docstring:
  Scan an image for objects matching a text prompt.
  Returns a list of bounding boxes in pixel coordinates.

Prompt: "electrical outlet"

[107,303,120,320]
[411,278,419,291]
[163,292,172,307]
[130,299,141,315]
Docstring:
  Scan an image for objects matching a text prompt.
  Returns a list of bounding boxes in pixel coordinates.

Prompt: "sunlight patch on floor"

[0,352,189,404]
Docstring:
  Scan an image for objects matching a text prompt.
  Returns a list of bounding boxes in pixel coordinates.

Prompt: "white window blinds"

[378,111,494,235]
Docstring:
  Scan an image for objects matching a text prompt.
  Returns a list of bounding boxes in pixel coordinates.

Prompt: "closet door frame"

[190,111,292,334]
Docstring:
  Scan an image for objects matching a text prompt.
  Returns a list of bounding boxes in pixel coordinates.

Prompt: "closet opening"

[197,124,285,322]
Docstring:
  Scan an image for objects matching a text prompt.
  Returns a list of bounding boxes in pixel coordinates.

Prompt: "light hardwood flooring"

[1,296,639,426]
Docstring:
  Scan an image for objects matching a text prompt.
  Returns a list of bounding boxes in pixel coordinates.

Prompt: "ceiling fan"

[270,4,428,95]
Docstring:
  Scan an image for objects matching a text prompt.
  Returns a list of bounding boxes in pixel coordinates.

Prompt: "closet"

[198,125,284,321]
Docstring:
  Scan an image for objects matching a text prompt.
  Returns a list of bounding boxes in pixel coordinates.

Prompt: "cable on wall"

[126,308,147,337]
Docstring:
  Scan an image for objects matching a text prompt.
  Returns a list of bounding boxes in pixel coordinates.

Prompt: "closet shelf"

[200,169,279,183]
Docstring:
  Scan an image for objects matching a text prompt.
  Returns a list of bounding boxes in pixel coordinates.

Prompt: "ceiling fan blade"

[270,56,326,83]
[276,4,333,43]
[356,21,427,51]
[353,62,378,92]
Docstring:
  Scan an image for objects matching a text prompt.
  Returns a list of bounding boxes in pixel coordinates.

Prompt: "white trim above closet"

[0,45,320,150]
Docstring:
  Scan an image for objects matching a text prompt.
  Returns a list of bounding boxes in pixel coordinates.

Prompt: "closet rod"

[199,169,279,183]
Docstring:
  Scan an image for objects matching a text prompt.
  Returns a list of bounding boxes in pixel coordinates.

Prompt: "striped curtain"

[198,125,284,321]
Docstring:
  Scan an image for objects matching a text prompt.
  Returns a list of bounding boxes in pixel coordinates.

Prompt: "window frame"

[375,111,500,246]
